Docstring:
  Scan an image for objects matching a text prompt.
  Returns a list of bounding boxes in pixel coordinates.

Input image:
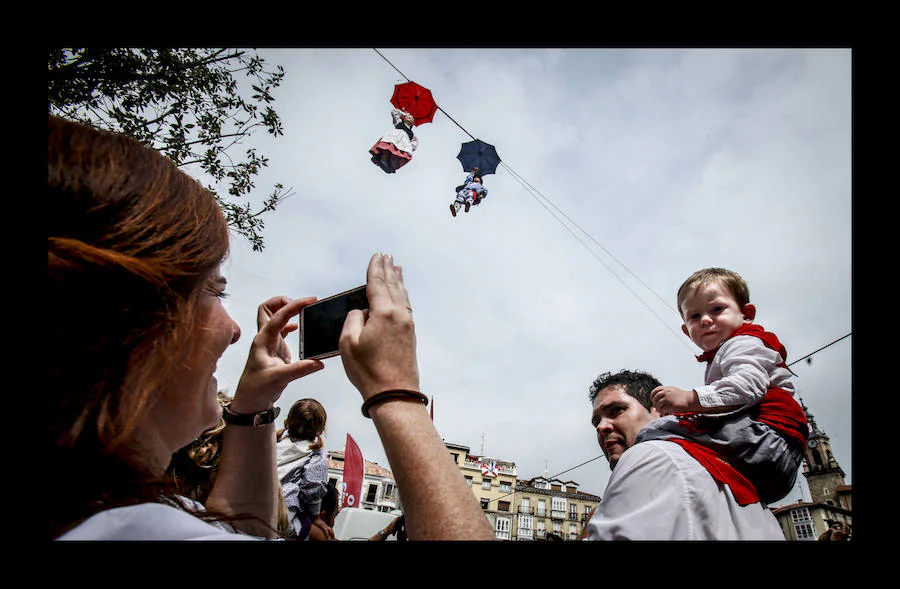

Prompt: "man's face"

[591,384,659,469]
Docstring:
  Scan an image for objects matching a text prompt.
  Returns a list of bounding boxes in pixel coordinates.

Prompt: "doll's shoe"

[450,203,457,217]
[464,201,471,213]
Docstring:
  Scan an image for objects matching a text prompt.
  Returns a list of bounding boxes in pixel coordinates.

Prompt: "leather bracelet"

[222,403,281,427]
[361,389,428,419]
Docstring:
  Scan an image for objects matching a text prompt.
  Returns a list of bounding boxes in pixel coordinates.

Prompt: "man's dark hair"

[322,482,340,518]
[588,369,661,410]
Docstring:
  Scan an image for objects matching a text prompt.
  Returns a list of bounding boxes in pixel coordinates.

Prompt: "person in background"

[369,514,406,541]
[307,484,406,542]
[46,114,326,540]
[636,267,808,505]
[584,369,785,540]
[307,483,340,541]
[370,108,417,173]
[818,520,851,541]
[276,398,330,541]
[166,391,232,505]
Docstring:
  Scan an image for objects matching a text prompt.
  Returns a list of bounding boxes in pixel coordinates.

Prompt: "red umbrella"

[390,81,438,126]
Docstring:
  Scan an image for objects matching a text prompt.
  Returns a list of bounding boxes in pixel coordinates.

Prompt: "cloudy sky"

[210,48,852,508]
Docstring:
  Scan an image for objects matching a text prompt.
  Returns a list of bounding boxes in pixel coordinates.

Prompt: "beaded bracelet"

[361,389,429,418]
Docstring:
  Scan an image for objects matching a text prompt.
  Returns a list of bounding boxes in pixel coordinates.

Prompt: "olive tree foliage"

[48,48,292,251]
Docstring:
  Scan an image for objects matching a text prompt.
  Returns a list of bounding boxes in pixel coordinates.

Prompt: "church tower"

[800,397,847,507]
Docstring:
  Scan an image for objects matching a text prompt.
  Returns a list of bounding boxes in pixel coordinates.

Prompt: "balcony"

[518,506,533,514]
[535,509,547,517]
[550,510,566,520]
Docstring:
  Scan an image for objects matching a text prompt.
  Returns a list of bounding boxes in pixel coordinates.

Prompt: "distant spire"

[800,396,823,436]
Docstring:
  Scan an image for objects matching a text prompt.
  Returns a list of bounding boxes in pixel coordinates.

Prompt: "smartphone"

[299,285,369,360]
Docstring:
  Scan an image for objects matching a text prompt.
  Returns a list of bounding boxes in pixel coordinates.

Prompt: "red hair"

[45,115,231,538]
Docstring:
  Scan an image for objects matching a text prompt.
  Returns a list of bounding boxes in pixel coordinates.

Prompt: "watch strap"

[222,404,281,427]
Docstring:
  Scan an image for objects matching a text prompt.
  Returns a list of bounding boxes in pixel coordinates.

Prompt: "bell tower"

[800,398,846,507]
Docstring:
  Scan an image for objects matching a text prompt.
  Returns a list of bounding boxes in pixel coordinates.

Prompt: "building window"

[495,517,511,540]
[551,497,566,519]
[498,501,510,512]
[482,479,492,490]
[790,507,816,540]
[518,514,533,530]
[365,484,378,503]
[499,481,512,493]
[537,499,546,517]
[465,476,472,487]
[569,523,577,539]
[569,504,578,519]
[449,452,459,465]
[553,521,562,533]
[480,499,489,510]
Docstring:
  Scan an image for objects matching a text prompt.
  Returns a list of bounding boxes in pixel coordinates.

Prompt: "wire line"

[788,332,851,367]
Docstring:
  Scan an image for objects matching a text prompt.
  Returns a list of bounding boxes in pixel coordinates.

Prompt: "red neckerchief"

[695,323,787,364]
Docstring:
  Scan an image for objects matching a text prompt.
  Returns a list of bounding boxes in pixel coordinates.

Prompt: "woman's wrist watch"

[222,403,281,427]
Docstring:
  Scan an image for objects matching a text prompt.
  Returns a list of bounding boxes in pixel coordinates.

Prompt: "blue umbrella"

[457,139,501,176]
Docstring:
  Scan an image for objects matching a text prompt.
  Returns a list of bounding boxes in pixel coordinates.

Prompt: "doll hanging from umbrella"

[369,81,438,174]
[449,140,501,217]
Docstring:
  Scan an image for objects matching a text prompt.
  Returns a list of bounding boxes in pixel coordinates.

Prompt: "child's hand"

[651,385,701,415]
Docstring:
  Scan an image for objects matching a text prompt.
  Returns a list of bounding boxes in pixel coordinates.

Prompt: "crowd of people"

[46,113,828,542]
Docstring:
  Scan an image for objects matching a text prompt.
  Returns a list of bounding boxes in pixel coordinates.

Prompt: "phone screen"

[300,285,368,360]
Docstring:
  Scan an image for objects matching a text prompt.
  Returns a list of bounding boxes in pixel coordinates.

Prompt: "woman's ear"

[742,303,756,322]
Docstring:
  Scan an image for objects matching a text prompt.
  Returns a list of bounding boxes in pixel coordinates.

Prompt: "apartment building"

[513,476,600,540]
[444,440,602,540]
[445,441,519,539]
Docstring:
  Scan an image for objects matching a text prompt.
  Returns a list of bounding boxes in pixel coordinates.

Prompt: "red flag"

[341,434,364,509]
[430,395,434,421]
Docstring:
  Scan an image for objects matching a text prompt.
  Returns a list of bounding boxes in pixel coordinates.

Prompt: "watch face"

[807,439,818,448]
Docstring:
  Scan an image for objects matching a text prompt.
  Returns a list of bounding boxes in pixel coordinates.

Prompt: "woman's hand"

[232,296,325,413]
[339,254,420,401]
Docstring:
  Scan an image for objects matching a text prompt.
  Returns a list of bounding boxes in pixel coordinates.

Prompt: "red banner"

[341,434,364,509]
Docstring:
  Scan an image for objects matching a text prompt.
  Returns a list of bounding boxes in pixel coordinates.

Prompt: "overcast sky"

[210,48,852,508]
